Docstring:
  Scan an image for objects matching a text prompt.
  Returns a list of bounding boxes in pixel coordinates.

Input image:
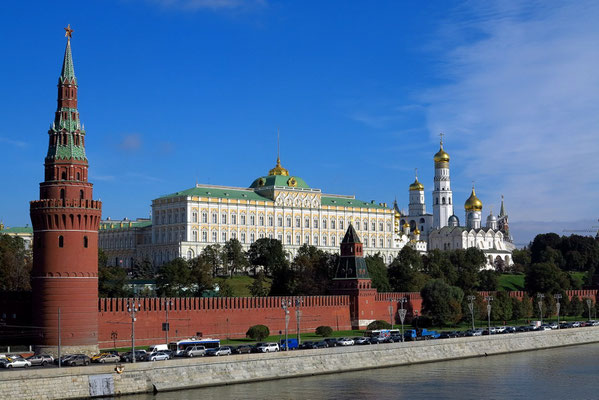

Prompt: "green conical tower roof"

[60,39,77,84]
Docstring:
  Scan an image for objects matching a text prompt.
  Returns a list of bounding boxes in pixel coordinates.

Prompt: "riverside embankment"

[3,327,599,400]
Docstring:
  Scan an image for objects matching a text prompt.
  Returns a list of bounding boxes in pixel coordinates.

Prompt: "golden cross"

[64,24,73,39]
[439,132,444,146]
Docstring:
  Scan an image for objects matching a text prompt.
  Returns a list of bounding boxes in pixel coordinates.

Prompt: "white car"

[3,357,31,369]
[149,352,169,361]
[337,338,355,346]
[257,343,279,353]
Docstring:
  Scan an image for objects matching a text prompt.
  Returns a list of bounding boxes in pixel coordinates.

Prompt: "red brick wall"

[98,296,351,349]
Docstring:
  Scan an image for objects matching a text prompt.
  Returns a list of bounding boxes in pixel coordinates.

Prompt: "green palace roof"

[99,220,152,231]
[321,196,388,209]
[249,175,310,189]
[158,186,271,202]
[0,226,33,234]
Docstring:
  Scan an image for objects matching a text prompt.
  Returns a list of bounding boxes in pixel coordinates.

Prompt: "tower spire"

[499,195,506,217]
[277,127,281,165]
[60,25,76,84]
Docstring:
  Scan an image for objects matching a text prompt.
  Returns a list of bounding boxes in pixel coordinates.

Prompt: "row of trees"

[0,235,31,291]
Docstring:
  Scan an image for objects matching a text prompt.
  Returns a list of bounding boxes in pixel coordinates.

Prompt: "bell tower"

[30,26,102,355]
[330,223,376,329]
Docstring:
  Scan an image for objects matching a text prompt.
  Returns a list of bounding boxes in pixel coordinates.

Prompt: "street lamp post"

[295,297,303,345]
[57,308,61,368]
[537,294,545,325]
[467,295,476,331]
[484,296,493,334]
[554,294,562,328]
[163,299,172,346]
[388,299,394,328]
[586,299,592,321]
[127,300,141,363]
[281,300,291,351]
[398,298,407,342]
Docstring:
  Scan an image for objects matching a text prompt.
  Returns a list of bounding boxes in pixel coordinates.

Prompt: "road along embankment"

[3,327,599,399]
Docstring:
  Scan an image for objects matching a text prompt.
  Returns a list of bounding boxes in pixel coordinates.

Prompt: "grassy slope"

[499,272,587,292]
[215,275,272,297]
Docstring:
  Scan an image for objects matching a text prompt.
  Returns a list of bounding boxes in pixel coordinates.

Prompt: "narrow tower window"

[60,189,65,199]
[58,236,64,248]
[80,190,84,200]
[76,172,81,180]
[83,236,88,248]
[61,171,67,180]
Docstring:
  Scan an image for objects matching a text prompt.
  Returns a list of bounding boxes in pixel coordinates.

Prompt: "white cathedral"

[98,139,514,270]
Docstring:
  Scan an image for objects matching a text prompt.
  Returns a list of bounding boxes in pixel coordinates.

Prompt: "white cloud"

[423,1,599,221]
[0,137,27,147]
[119,134,142,151]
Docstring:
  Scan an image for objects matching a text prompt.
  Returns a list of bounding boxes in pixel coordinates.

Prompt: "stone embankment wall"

[3,327,599,400]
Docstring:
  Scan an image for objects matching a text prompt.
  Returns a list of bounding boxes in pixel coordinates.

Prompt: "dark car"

[54,354,75,365]
[368,337,381,344]
[504,326,516,333]
[234,345,253,354]
[314,341,328,349]
[438,331,459,339]
[383,335,404,343]
[27,354,54,366]
[66,355,90,366]
[120,350,147,362]
[251,343,267,353]
[323,338,338,347]
[299,341,316,349]
[353,337,371,345]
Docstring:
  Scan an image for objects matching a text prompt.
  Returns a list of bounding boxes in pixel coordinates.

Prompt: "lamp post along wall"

[467,295,476,331]
[128,301,141,363]
[554,294,562,328]
[484,296,493,334]
[537,294,545,325]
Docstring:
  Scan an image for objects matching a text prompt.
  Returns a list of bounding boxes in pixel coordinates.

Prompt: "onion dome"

[464,187,483,211]
[414,227,421,235]
[448,214,460,227]
[434,137,450,164]
[486,211,497,223]
[403,222,410,228]
[409,177,424,191]
[268,157,289,176]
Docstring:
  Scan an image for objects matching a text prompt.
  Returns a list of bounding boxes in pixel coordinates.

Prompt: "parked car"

[299,341,316,349]
[256,343,279,353]
[206,347,232,356]
[233,345,253,354]
[314,341,329,349]
[280,339,299,350]
[438,331,459,339]
[353,337,370,345]
[54,354,76,365]
[65,355,90,366]
[337,338,354,346]
[549,322,559,329]
[504,326,516,333]
[94,354,121,363]
[184,345,206,358]
[149,352,170,361]
[572,321,581,328]
[1,356,31,369]
[384,335,404,343]
[121,350,147,362]
[27,354,54,367]
[91,353,113,362]
[323,338,339,347]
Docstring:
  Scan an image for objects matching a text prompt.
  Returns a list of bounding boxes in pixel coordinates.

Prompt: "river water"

[127,343,599,399]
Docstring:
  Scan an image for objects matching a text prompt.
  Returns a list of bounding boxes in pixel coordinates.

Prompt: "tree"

[189,255,214,295]
[98,248,108,269]
[367,320,391,330]
[524,262,570,295]
[388,247,429,292]
[291,245,336,295]
[156,258,193,297]
[315,326,333,337]
[365,253,391,292]
[98,265,130,297]
[248,238,287,276]
[201,244,223,277]
[530,233,561,264]
[423,249,457,285]
[269,261,294,296]
[216,279,234,297]
[478,269,499,291]
[222,239,248,276]
[511,248,531,274]
[246,325,270,341]
[420,279,464,326]
[451,248,486,292]
[511,297,525,322]
[248,271,269,297]
[568,296,584,317]
[0,234,31,291]
[520,294,534,320]
[491,291,512,322]
[131,258,155,279]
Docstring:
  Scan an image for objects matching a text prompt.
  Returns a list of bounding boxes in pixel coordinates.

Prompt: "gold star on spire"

[64,24,73,39]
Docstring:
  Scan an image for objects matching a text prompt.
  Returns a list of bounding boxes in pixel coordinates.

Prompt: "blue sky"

[1,0,598,246]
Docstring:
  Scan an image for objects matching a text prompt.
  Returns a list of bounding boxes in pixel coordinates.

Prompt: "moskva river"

[127,343,599,399]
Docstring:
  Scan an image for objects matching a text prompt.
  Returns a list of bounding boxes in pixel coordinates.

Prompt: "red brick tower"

[330,223,376,329]
[30,26,102,355]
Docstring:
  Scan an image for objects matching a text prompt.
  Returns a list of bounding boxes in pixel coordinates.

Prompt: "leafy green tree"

[568,296,584,317]
[315,326,333,337]
[216,279,234,297]
[248,238,287,276]
[530,233,561,264]
[0,234,31,291]
[423,249,457,285]
[291,245,335,295]
[420,279,464,326]
[189,255,214,295]
[524,262,570,295]
[478,269,499,291]
[98,265,130,297]
[388,247,429,292]
[156,258,193,297]
[367,320,391,330]
[248,271,270,297]
[450,248,486,292]
[490,291,512,322]
[511,248,531,274]
[511,297,525,322]
[98,248,108,269]
[246,325,270,341]
[201,244,223,277]
[520,293,534,320]
[269,261,294,296]
[365,253,391,292]
[222,239,248,277]
[131,258,155,279]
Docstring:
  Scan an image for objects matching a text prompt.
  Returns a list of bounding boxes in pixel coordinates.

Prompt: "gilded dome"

[409,177,424,191]
[403,222,410,228]
[268,157,289,176]
[434,146,450,163]
[464,188,483,211]
[414,227,421,235]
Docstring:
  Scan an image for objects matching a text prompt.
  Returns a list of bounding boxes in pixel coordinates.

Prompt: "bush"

[410,315,432,329]
[315,326,333,337]
[367,320,391,330]
[246,324,270,341]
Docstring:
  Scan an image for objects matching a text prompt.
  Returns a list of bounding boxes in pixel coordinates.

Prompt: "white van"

[148,344,169,353]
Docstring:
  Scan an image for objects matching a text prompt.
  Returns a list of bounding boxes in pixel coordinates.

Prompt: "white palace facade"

[99,141,513,270]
